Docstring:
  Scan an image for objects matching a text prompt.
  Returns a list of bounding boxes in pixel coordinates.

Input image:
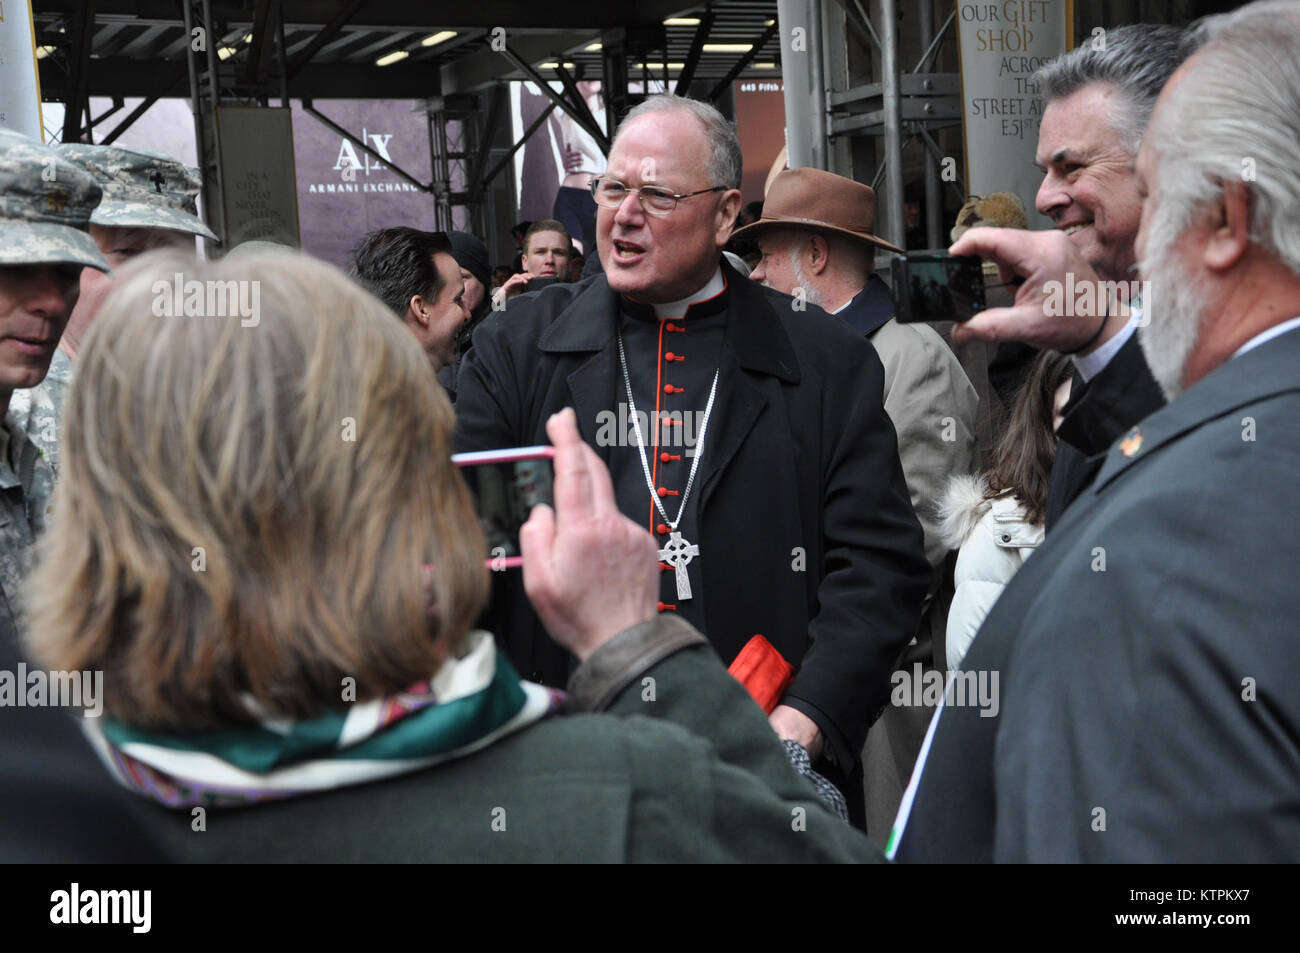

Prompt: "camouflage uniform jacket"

[10,347,73,476]
[0,412,56,641]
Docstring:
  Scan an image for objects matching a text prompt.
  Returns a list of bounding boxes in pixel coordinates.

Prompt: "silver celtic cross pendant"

[658,531,700,601]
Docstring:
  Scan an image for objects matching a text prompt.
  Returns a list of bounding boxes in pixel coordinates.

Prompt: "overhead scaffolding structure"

[778,0,963,251]
[33,1,784,255]
[30,0,1202,256]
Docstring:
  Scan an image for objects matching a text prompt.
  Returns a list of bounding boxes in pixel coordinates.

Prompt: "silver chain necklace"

[616,328,719,601]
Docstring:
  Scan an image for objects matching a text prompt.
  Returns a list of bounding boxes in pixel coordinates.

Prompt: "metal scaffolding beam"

[61,0,97,142]
[500,44,609,150]
[674,9,716,96]
[302,100,433,193]
[480,100,558,190]
[777,0,823,169]
[877,0,904,247]
[707,21,778,103]
[553,63,609,154]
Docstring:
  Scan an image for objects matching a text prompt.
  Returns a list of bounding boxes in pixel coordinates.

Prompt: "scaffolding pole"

[877,0,904,248]
[778,0,827,170]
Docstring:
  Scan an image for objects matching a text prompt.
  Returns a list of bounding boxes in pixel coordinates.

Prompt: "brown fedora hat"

[732,167,903,254]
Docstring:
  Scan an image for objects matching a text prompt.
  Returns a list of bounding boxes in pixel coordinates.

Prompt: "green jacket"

[145,616,884,862]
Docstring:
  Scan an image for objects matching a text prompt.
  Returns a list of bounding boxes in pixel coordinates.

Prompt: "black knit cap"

[448,230,491,293]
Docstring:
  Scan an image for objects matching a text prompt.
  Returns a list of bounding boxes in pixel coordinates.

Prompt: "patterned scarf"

[81,631,564,809]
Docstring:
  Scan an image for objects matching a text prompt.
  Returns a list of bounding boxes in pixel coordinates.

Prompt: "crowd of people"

[1,0,1297,863]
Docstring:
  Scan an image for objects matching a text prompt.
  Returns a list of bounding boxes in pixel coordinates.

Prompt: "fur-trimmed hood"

[939,473,994,551]
[939,474,1044,552]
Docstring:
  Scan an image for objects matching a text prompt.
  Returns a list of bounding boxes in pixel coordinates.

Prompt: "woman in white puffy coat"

[940,351,1074,671]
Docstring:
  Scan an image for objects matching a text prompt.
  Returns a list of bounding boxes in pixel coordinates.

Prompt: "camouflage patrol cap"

[0,128,109,271]
[59,143,219,240]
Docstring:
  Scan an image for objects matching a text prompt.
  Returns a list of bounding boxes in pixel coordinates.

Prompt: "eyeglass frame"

[589,176,729,216]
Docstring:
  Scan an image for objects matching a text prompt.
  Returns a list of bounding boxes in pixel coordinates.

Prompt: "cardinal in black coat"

[454,258,930,809]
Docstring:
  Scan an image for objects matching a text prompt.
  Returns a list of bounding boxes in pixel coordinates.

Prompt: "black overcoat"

[454,260,930,767]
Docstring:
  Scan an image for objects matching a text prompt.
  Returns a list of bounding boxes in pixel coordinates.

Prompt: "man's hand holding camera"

[949,227,1127,356]
[520,409,659,662]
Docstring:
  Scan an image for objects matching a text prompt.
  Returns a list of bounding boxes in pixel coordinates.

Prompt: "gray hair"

[1145,0,1300,275]
[617,94,743,190]
[1034,23,1189,155]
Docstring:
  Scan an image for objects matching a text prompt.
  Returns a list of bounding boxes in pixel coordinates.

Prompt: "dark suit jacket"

[1046,331,1166,529]
[454,261,930,769]
[894,327,1300,862]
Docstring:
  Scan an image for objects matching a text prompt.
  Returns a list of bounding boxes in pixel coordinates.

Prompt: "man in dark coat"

[894,1,1300,860]
[455,95,930,817]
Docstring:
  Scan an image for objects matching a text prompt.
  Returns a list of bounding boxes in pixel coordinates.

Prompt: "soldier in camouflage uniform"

[10,144,215,473]
[0,128,108,645]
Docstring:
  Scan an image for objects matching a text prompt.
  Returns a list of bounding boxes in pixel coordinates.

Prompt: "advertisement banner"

[957,0,1073,228]
[216,107,302,249]
[0,0,43,139]
[510,80,608,255]
[290,98,436,268]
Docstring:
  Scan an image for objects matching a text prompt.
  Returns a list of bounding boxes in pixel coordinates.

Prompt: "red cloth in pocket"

[727,634,795,714]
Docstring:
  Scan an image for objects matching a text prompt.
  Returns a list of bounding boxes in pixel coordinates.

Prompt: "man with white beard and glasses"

[891,0,1300,862]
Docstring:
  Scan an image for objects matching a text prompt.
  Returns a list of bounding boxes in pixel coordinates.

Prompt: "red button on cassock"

[657,523,669,534]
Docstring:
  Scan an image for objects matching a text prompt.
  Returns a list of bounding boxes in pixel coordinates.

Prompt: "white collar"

[1232,315,1300,359]
[652,266,725,320]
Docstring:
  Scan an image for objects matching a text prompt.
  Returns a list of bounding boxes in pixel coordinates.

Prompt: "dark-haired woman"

[940,351,1073,670]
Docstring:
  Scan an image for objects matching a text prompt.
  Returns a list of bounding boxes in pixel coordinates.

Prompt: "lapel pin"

[1120,427,1143,457]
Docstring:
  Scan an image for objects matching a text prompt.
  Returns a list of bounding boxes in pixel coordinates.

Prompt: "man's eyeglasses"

[590,177,727,216]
